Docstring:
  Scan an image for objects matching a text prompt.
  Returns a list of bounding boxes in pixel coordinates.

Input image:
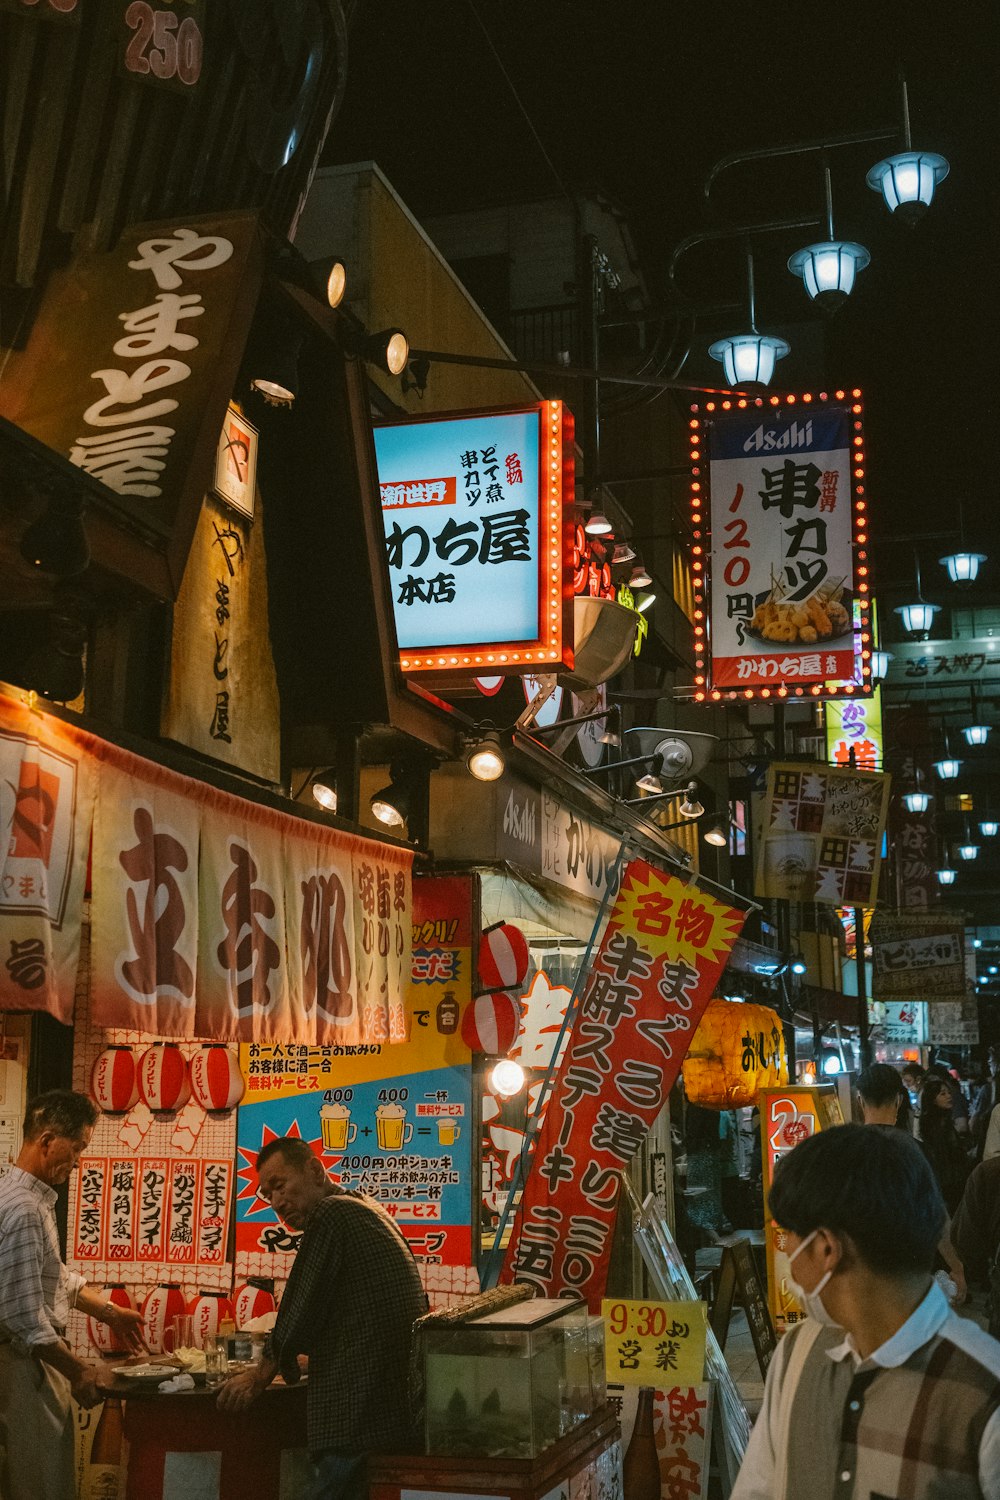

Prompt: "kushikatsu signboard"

[373,403,574,676]
[690,391,870,701]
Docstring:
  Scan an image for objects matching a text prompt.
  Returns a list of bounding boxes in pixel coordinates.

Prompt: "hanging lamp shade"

[979,821,999,838]
[787,240,870,309]
[189,1045,245,1114]
[870,649,892,681]
[963,724,990,747]
[937,866,957,886]
[708,332,789,388]
[903,791,930,814]
[934,758,961,780]
[90,1045,139,1115]
[478,922,530,991]
[941,551,986,584]
[137,1042,191,1115]
[895,602,939,635]
[959,843,979,861]
[682,1000,788,1109]
[866,151,949,223]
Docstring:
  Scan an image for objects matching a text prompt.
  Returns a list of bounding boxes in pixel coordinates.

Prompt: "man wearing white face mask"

[732,1124,1000,1500]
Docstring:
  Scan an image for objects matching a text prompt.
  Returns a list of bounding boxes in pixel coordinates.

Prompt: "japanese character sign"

[755,761,891,906]
[603,1299,707,1386]
[697,397,866,697]
[502,860,745,1307]
[374,403,573,675]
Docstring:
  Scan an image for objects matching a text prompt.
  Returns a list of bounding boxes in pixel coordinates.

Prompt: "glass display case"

[424,1298,596,1458]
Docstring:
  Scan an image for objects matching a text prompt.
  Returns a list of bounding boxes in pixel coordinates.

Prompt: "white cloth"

[0,1343,75,1500]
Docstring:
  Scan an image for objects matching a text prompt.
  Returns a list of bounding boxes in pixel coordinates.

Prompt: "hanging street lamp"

[788,164,870,311]
[936,864,957,886]
[896,601,939,636]
[979,821,999,839]
[963,724,990,747]
[709,249,789,389]
[870,649,893,681]
[867,79,949,224]
[903,791,931,814]
[941,551,986,584]
[934,758,961,780]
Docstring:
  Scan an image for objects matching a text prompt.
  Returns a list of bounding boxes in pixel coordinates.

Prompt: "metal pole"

[746,246,757,332]
[855,905,871,1068]
[823,160,835,241]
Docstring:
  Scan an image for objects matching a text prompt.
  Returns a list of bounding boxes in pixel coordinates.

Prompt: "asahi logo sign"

[503,788,536,847]
[741,420,814,453]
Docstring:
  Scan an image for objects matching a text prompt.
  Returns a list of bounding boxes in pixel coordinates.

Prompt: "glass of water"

[204,1339,228,1386]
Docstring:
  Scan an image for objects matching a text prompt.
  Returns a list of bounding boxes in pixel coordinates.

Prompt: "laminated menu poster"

[235,875,475,1279]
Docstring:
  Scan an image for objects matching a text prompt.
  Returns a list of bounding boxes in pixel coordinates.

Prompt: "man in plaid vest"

[733,1124,1000,1500]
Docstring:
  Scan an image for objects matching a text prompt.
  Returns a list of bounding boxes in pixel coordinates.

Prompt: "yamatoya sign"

[691,392,869,700]
[373,403,573,676]
[501,860,745,1308]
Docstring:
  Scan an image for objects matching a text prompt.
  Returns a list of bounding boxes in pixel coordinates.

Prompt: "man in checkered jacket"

[733,1124,1000,1500]
[219,1136,428,1500]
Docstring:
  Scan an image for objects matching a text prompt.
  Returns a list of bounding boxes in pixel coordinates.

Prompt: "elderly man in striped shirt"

[0,1090,145,1500]
[733,1123,1000,1500]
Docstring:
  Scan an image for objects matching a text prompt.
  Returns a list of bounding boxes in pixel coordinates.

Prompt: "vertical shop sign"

[73,1159,107,1260]
[374,403,573,676]
[137,1159,169,1262]
[107,1158,137,1261]
[502,861,745,1308]
[166,1158,198,1264]
[197,1161,232,1265]
[755,762,890,906]
[693,393,868,699]
[826,689,883,771]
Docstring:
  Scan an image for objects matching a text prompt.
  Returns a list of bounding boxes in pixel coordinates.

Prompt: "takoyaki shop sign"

[692,393,869,699]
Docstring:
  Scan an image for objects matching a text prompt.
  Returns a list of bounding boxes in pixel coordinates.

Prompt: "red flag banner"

[501,860,745,1308]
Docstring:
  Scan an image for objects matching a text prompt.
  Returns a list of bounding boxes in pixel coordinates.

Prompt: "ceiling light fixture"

[703,819,728,847]
[628,563,652,589]
[465,729,506,783]
[310,770,338,813]
[584,509,613,537]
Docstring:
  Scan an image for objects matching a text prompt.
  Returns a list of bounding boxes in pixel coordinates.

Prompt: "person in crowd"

[902,1061,926,1123]
[0,1090,146,1500]
[929,1056,971,1134]
[971,1054,998,1159]
[857,1063,911,1130]
[953,1156,1000,1337]
[732,1124,1000,1500]
[218,1136,428,1500]
[918,1073,973,1214]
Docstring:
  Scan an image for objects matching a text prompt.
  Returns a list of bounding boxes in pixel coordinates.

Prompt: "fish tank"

[424,1298,595,1458]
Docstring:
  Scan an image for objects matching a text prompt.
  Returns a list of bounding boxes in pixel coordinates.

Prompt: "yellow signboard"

[602,1299,708,1387]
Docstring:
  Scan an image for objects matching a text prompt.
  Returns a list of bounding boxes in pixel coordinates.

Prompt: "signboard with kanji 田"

[691,390,870,701]
[754,761,891,907]
[374,402,573,676]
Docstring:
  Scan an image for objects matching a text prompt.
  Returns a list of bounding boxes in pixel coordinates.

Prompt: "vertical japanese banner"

[502,861,745,1308]
[234,875,474,1288]
[284,825,359,1044]
[106,1158,137,1262]
[697,395,866,698]
[197,1161,232,1266]
[73,1158,108,1261]
[888,705,938,912]
[136,1159,169,1263]
[90,755,201,1035]
[0,690,95,1024]
[166,1158,199,1265]
[197,805,290,1039]
[352,843,412,1046]
[826,689,883,771]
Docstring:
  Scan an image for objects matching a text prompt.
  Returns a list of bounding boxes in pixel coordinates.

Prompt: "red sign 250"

[124,1,203,88]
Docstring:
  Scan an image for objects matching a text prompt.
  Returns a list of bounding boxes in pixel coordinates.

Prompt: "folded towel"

[157,1373,196,1393]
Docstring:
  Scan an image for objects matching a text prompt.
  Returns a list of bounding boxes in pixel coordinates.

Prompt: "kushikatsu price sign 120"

[373,403,573,676]
[691,391,870,701]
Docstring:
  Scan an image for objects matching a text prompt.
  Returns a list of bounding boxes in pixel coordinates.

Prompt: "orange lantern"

[683,999,787,1108]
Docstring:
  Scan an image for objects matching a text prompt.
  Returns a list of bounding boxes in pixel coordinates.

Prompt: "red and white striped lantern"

[187,1290,235,1347]
[478,922,529,992]
[234,1280,277,1328]
[189,1045,245,1114]
[137,1043,191,1115]
[461,991,520,1055]
[142,1283,186,1355]
[87,1284,136,1353]
[90,1046,139,1115]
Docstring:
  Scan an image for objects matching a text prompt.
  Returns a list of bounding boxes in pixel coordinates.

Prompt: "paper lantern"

[682,1000,787,1109]
[142,1283,186,1355]
[234,1280,277,1329]
[87,1284,136,1353]
[137,1042,191,1115]
[461,991,520,1055]
[478,921,529,991]
[90,1046,139,1115]
[189,1045,245,1114]
[188,1290,235,1347]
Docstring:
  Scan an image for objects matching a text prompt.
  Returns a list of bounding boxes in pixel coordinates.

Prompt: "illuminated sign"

[690,389,870,702]
[374,402,573,675]
[826,688,883,771]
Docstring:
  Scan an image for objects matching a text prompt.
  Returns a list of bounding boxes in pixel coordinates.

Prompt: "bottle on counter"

[82,1396,125,1500]
[622,1386,660,1500]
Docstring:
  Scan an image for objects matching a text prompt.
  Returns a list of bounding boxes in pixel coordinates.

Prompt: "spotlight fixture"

[934,758,961,780]
[941,551,985,585]
[635,754,665,795]
[250,316,302,407]
[790,955,808,976]
[637,593,656,613]
[22,587,89,703]
[310,770,338,813]
[628,563,652,589]
[370,765,417,829]
[612,542,636,565]
[490,1059,526,1098]
[679,784,704,819]
[20,493,90,578]
[963,724,990,747]
[465,730,506,783]
[702,819,728,847]
[400,356,431,398]
[584,510,613,537]
[320,257,347,309]
[340,322,410,376]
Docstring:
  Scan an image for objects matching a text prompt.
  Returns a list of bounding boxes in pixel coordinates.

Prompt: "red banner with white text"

[501,860,745,1309]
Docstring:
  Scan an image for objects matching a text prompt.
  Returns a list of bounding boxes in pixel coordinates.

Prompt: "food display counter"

[110,1378,309,1500]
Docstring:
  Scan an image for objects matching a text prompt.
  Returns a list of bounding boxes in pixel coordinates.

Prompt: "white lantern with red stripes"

[188,1290,235,1347]
[189,1045,245,1114]
[137,1043,191,1115]
[142,1283,186,1354]
[90,1046,139,1115]
[478,921,529,992]
[234,1280,277,1328]
[87,1284,136,1353]
[461,991,520,1055]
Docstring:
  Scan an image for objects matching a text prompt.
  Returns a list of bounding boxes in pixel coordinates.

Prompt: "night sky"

[326,1,999,586]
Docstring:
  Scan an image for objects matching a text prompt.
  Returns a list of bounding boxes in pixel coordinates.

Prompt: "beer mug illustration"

[436,1118,461,1147]
[320,1103,356,1152]
[375,1103,412,1151]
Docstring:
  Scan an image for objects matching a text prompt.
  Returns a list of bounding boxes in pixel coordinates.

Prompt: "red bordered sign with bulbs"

[689,388,872,703]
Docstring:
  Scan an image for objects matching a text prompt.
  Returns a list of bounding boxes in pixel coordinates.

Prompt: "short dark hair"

[768,1123,945,1276]
[901,1062,926,1080]
[255,1137,317,1174]
[857,1063,905,1108]
[23,1090,97,1142]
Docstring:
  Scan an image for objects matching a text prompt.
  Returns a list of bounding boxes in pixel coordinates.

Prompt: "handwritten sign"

[603,1299,707,1387]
